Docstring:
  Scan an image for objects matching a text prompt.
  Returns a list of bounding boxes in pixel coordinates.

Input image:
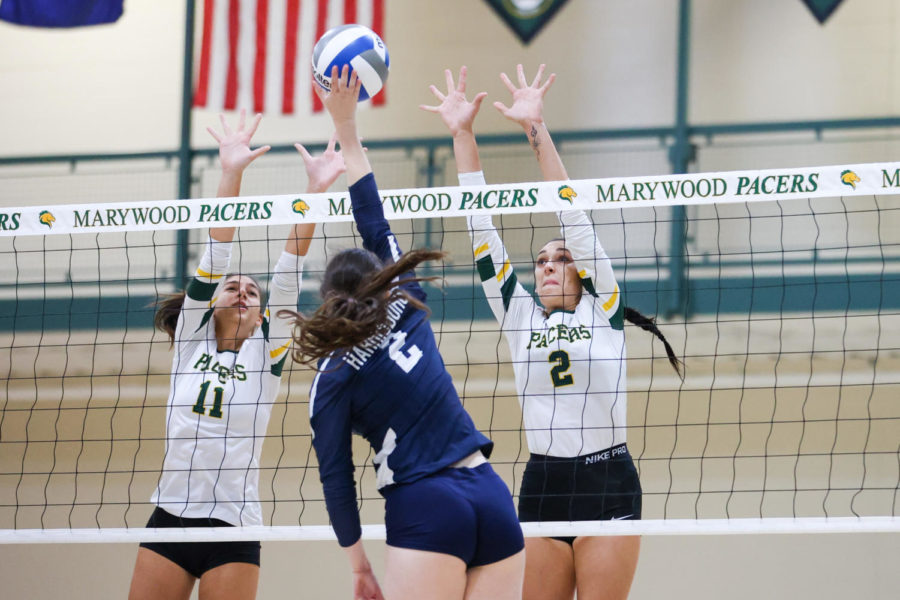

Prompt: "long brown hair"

[281,247,445,366]
[153,274,265,347]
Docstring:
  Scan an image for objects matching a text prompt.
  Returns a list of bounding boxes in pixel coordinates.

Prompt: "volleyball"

[312,24,389,102]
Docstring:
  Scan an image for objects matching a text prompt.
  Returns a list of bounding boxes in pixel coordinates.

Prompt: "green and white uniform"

[462,171,626,458]
[151,237,302,526]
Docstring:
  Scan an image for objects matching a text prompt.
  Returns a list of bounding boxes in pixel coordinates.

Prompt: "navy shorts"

[518,443,642,544]
[139,507,261,578]
[383,462,524,567]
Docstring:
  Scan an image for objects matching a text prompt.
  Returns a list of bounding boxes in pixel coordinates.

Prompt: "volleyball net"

[1,161,898,543]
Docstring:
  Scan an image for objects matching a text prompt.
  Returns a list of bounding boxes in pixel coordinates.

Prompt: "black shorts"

[139,507,261,578]
[517,443,642,545]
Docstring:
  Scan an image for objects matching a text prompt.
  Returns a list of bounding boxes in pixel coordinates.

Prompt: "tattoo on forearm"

[530,124,541,157]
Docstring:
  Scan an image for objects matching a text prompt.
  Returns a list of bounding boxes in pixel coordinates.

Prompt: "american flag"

[193,0,386,114]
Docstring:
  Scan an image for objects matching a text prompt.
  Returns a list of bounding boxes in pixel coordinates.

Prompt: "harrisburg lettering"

[198,201,272,222]
[459,187,538,211]
[597,178,727,203]
[0,212,21,231]
[73,206,191,228]
[735,173,818,195]
[342,298,408,370]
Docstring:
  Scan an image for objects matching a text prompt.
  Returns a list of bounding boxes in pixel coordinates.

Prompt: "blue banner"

[0,0,123,28]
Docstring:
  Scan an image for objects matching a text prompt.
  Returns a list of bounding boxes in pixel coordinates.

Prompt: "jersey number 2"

[388,331,423,373]
[193,380,224,418]
[549,350,574,387]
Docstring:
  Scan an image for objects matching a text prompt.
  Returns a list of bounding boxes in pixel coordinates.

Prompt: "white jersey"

[464,172,626,458]
[151,239,302,526]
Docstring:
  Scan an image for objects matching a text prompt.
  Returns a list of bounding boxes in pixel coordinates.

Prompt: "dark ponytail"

[624,307,684,378]
[281,247,446,367]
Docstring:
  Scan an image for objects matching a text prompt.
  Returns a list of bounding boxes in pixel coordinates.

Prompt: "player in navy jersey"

[422,66,683,600]
[283,66,525,600]
[128,111,347,600]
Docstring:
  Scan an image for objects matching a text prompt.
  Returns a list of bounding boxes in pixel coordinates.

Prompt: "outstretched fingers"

[493,100,511,114]
[444,67,456,94]
[531,64,546,88]
[516,63,528,88]
[499,71,517,95]
[326,132,339,153]
[249,144,271,160]
[294,142,313,162]
[219,112,233,136]
[246,112,264,138]
[472,91,488,111]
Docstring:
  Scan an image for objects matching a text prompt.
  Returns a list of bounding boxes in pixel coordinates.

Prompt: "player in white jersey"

[423,66,682,600]
[127,111,346,600]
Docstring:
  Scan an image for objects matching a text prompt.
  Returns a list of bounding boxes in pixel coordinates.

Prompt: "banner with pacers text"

[2,161,899,237]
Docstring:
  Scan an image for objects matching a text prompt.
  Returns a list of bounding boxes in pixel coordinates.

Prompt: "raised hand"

[314,65,370,185]
[295,133,346,194]
[420,66,488,137]
[314,65,362,126]
[493,64,556,130]
[207,109,271,175]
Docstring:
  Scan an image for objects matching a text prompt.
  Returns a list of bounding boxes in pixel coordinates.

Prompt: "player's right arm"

[176,111,270,344]
[319,65,428,307]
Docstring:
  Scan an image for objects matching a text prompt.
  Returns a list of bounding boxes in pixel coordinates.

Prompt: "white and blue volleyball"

[312,24,389,102]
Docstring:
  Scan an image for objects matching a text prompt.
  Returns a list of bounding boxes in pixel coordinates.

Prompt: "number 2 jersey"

[461,171,626,459]
[309,173,494,548]
[151,238,303,526]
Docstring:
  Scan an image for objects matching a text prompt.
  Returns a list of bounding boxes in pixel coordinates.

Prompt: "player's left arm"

[310,375,363,549]
[558,209,621,321]
[497,64,620,320]
[266,137,347,375]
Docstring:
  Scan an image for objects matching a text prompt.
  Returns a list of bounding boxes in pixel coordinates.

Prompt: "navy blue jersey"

[309,173,494,547]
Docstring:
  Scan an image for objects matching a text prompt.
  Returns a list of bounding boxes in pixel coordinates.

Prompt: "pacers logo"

[291,198,310,216]
[39,210,56,228]
[558,185,577,203]
[841,170,861,189]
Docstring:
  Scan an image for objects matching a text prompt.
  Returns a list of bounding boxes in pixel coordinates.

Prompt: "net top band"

[2,161,899,237]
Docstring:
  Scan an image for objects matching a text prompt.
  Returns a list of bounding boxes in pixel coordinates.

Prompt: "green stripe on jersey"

[186,278,219,302]
[196,307,214,332]
[270,355,288,377]
[500,272,518,311]
[582,276,599,298]
[609,301,624,331]
[476,255,496,283]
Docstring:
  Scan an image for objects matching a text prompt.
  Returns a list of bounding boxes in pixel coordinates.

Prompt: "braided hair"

[624,306,683,378]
